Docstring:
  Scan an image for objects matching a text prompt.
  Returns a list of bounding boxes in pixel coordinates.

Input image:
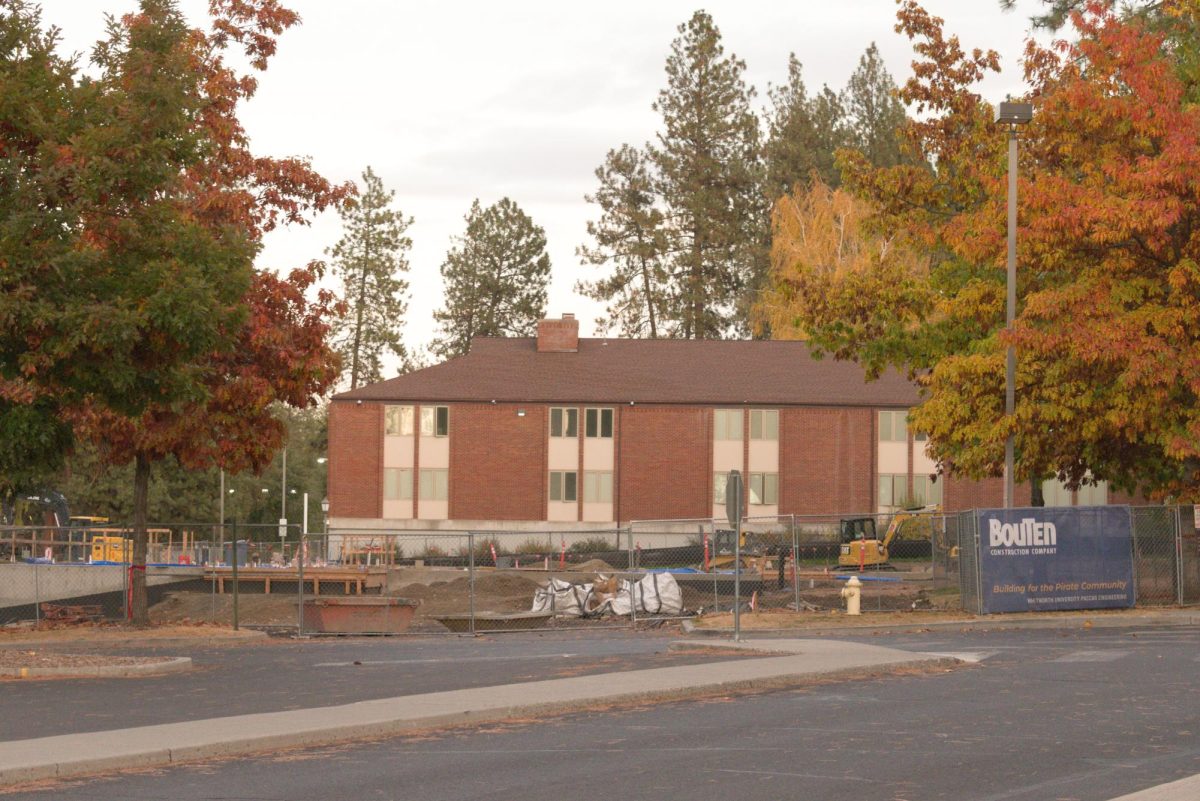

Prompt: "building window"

[583,471,613,503]
[911,474,941,507]
[384,468,413,501]
[385,406,414,436]
[878,410,908,442]
[714,409,743,441]
[585,408,613,438]
[420,406,449,437]
[1077,480,1108,506]
[1041,479,1073,508]
[750,410,779,441]
[550,471,577,502]
[748,473,778,505]
[878,473,908,508]
[418,469,448,501]
[713,472,728,505]
[550,407,578,438]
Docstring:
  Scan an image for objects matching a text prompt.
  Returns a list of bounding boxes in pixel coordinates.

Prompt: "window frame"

[385,405,415,437]
[713,472,729,505]
[714,409,743,441]
[748,472,779,505]
[878,410,908,443]
[419,406,450,437]
[585,408,614,439]
[878,472,908,508]
[549,471,578,503]
[550,407,578,438]
[582,471,613,504]
[749,410,779,441]
[418,468,448,501]
[383,467,414,501]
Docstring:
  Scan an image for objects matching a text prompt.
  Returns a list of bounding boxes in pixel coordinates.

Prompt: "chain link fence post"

[122,552,129,621]
[792,514,800,612]
[297,531,306,637]
[1174,506,1185,607]
[33,560,40,627]
[468,532,476,637]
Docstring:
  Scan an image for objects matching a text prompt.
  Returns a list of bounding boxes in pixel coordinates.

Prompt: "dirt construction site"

[146,560,953,631]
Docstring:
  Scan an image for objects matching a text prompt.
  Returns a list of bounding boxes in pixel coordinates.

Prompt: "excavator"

[837,505,941,570]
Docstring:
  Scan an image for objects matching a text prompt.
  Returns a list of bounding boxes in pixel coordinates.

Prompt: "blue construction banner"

[975,506,1135,613]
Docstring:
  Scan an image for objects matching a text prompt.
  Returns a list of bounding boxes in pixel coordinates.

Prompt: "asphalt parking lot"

[0,629,761,740]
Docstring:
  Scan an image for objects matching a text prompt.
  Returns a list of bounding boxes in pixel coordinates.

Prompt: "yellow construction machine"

[837,506,940,570]
[708,528,775,572]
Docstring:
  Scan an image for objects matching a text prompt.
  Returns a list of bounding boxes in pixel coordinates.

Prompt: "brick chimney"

[536,314,579,352]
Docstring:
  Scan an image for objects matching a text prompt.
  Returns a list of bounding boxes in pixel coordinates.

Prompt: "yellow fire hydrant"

[841,575,862,615]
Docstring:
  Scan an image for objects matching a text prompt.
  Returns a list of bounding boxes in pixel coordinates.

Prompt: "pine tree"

[842,43,907,170]
[328,166,413,389]
[431,198,551,359]
[576,144,669,338]
[651,10,764,339]
[764,55,848,198]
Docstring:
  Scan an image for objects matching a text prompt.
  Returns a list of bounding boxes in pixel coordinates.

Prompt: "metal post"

[298,493,307,636]
[231,521,239,631]
[215,471,224,622]
[281,448,287,521]
[733,520,741,642]
[468,533,476,636]
[122,549,129,620]
[792,516,800,612]
[1004,127,1018,509]
[33,561,39,627]
[1175,506,1185,607]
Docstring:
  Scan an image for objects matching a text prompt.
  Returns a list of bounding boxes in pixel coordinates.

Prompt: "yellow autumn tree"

[754,179,932,363]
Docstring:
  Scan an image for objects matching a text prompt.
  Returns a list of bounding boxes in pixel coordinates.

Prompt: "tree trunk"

[640,255,658,339]
[1031,478,1045,507]
[130,452,151,624]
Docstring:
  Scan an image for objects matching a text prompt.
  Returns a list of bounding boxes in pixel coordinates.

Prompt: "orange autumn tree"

[764,0,1200,500]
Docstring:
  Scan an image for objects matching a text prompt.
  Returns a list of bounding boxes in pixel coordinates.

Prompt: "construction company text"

[987,517,1058,555]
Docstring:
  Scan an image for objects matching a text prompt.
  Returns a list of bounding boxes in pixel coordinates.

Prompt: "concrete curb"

[1106,772,1200,801]
[680,609,1200,638]
[0,641,957,787]
[0,656,192,680]
[0,629,267,650]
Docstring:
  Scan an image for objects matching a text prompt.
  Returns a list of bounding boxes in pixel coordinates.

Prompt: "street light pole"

[995,100,1032,509]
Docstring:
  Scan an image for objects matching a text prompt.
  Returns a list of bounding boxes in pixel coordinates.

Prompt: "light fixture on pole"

[995,100,1032,509]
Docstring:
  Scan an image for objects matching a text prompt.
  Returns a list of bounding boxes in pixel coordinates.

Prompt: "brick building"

[327,314,1119,531]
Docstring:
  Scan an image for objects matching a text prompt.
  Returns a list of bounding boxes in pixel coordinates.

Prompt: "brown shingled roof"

[335,337,920,408]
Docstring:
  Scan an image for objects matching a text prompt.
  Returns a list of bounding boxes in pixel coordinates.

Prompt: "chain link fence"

[0,522,305,629]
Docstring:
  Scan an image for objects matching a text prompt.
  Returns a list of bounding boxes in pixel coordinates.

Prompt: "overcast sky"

[49,0,1042,362]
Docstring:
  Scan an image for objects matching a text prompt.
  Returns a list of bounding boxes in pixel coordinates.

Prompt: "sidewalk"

[681,607,1200,637]
[0,638,955,786]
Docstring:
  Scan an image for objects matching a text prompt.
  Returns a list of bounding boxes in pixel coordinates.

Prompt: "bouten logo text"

[989,518,1057,548]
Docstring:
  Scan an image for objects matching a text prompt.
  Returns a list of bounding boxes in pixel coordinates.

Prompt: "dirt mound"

[572,559,615,573]
[393,571,539,619]
[151,592,299,626]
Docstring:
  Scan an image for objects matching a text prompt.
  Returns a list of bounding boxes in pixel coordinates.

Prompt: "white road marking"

[1052,650,1129,663]
[924,651,997,663]
[314,653,581,667]
[711,768,880,783]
